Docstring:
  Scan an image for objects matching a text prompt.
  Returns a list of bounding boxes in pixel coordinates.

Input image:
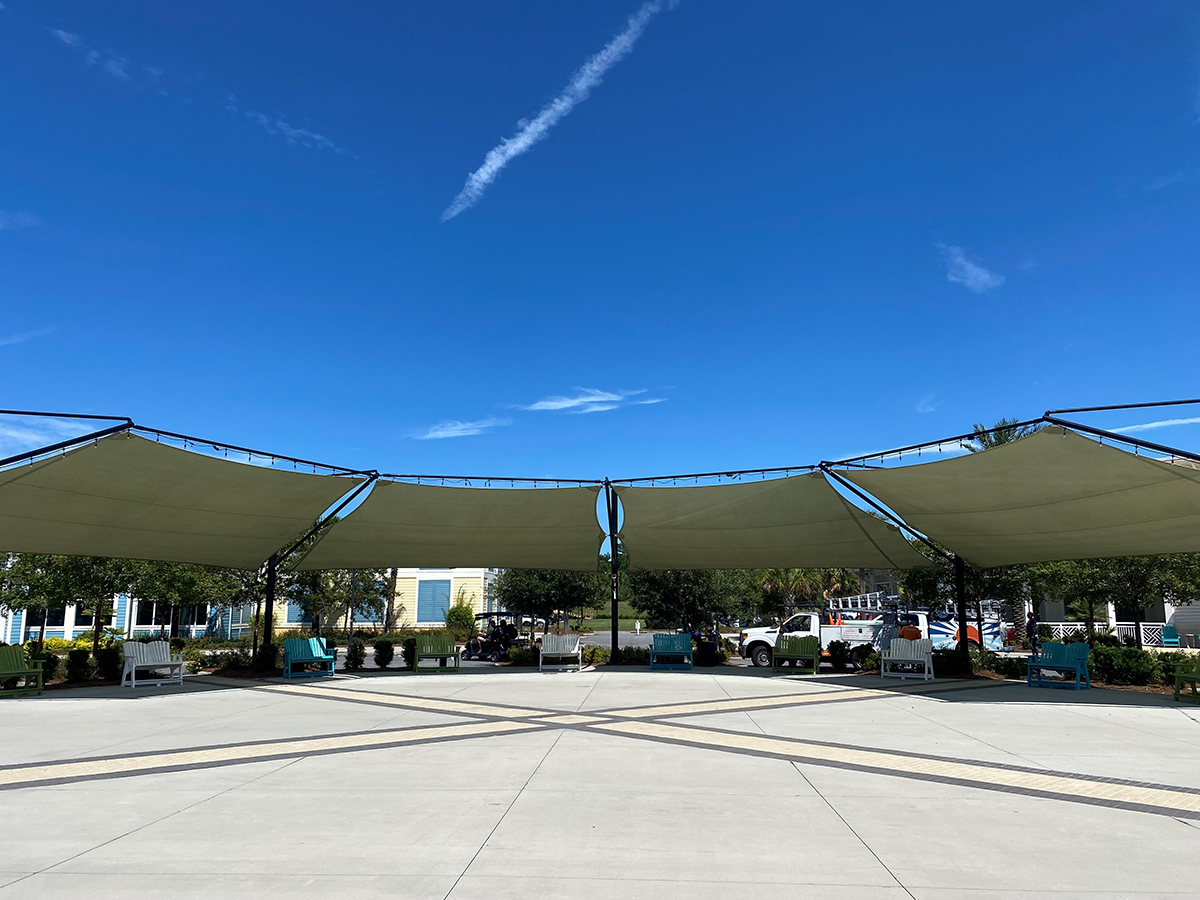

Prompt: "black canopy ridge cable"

[824,416,1048,468]
[819,464,950,563]
[131,426,369,476]
[0,421,134,469]
[1045,398,1200,415]
[0,409,133,424]
[1045,416,1200,464]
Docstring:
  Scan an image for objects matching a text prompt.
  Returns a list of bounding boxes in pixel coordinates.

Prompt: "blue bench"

[650,633,693,671]
[1027,641,1090,690]
[283,637,335,679]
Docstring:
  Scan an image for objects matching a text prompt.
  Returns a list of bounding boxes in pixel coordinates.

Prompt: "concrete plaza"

[2,668,1198,899]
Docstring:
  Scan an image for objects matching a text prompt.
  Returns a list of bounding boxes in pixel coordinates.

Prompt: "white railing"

[1042,621,1166,647]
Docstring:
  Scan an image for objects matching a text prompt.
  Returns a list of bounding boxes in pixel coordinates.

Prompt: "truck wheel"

[751,645,772,668]
[850,646,872,669]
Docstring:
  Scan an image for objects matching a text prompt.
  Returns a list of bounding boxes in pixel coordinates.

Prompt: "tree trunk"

[92,596,108,658]
[1133,602,1143,650]
[384,568,398,632]
[975,596,984,651]
[36,607,47,653]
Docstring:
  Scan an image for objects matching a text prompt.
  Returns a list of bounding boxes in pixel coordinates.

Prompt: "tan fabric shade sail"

[297,480,605,571]
[840,426,1200,568]
[614,473,931,570]
[0,432,360,569]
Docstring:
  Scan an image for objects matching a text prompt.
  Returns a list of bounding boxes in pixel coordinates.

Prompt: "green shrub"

[1092,633,1120,647]
[95,646,122,681]
[1154,650,1193,686]
[1037,624,1053,642]
[444,601,476,642]
[1088,646,1161,685]
[402,637,416,670]
[65,648,93,683]
[344,640,366,671]
[169,637,186,653]
[506,647,537,667]
[826,640,851,671]
[615,647,651,666]
[858,650,879,672]
[582,645,610,666]
[373,639,395,669]
[254,641,279,672]
[27,649,60,683]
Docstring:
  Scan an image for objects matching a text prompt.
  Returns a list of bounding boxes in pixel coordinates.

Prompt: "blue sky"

[1,1,1197,478]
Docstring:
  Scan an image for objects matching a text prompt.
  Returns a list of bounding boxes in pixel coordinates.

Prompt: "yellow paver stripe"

[0,720,539,788]
[593,721,1200,814]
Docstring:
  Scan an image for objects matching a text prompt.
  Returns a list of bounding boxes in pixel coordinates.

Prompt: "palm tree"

[966,417,1044,452]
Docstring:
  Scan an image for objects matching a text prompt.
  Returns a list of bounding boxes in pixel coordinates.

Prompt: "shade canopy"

[840,426,1200,568]
[0,433,360,569]
[614,473,931,570]
[298,480,605,571]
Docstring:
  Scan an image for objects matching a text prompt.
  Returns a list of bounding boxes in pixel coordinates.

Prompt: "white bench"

[880,637,933,681]
[539,633,582,672]
[122,640,185,687]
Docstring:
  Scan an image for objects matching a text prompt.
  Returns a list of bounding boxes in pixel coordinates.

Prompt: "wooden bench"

[772,635,819,674]
[121,640,184,688]
[413,632,460,674]
[1026,641,1090,690]
[283,637,335,679]
[1174,656,1200,703]
[0,645,43,697]
[649,633,693,671]
[539,633,582,672]
[881,637,933,681]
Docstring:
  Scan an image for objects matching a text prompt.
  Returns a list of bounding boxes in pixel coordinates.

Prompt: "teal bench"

[0,645,44,697]
[283,637,335,679]
[413,633,460,674]
[1174,657,1200,703]
[1162,625,1180,648]
[773,635,819,674]
[650,633,693,671]
[1027,641,1090,690]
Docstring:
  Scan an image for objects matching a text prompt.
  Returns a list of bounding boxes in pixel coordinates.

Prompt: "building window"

[416,580,451,625]
[45,607,66,628]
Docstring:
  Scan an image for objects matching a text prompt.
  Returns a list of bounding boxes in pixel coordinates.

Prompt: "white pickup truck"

[738,611,929,668]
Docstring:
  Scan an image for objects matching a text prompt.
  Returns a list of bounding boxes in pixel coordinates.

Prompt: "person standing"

[1026,610,1040,656]
[635,620,641,635]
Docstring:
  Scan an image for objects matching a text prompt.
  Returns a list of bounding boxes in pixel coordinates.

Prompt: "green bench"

[413,632,460,674]
[1174,656,1200,703]
[0,645,44,697]
[649,633,693,671]
[283,637,335,679]
[772,635,820,674]
[1026,641,1090,690]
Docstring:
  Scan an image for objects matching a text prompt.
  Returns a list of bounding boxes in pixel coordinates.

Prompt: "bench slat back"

[284,638,312,660]
[125,641,172,665]
[777,635,819,657]
[887,638,931,661]
[652,633,693,653]
[309,637,329,658]
[542,634,580,654]
[417,632,457,655]
[0,645,29,672]
[1039,642,1071,666]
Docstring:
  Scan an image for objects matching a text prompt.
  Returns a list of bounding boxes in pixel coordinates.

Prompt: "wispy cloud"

[1113,417,1200,434]
[915,392,937,414]
[522,388,665,414]
[240,110,345,153]
[413,417,512,440]
[937,243,1005,294]
[0,418,93,457]
[0,327,55,347]
[441,0,673,221]
[0,211,40,231]
[48,28,353,158]
[1147,170,1193,191]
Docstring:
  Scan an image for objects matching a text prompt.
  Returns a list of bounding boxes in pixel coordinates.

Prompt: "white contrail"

[441,1,668,222]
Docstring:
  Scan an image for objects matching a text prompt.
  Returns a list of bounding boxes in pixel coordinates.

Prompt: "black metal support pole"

[263,554,277,651]
[605,482,620,664]
[954,555,970,671]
